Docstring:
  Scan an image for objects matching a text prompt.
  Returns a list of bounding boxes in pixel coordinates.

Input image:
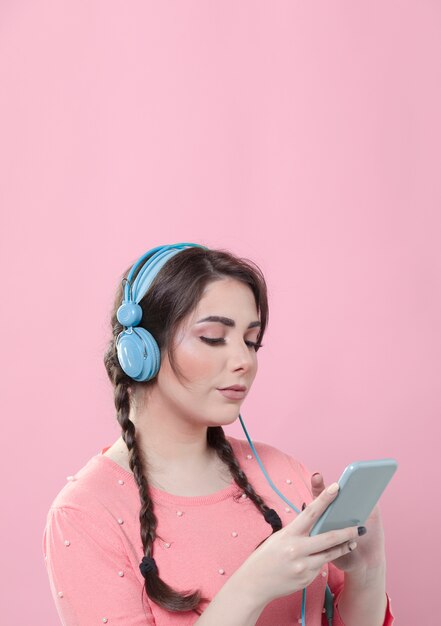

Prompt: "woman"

[43,242,394,625]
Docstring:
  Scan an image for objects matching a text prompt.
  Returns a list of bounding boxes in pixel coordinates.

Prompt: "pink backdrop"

[1,2,440,624]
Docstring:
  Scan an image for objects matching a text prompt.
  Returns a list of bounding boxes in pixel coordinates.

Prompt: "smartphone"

[309,459,398,536]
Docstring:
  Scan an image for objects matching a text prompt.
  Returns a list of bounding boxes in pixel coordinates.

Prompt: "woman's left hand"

[309,473,387,573]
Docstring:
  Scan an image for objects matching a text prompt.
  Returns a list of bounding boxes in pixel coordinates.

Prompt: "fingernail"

[348,541,357,551]
[312,472,320,477]
[358,526,367,536]
[327,482,339,494]
[302,502,306,511]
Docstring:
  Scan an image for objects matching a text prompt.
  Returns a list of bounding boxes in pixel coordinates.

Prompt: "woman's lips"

[217,388,247,401]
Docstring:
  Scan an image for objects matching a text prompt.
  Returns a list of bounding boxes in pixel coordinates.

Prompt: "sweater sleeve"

[43,506,155,626]
[286,455,395,625]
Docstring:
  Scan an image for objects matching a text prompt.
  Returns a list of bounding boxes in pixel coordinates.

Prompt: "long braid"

[112,373,206,612]
[114,380,158,552]
[208,426,283,548]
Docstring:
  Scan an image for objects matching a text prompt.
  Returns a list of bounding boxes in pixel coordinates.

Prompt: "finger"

[311,472,325,499]
[289,482,340,536]
[308,539,358,569]
[307,525,361,554]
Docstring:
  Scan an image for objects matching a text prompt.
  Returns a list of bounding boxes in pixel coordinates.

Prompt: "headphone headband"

[124,242,208,304]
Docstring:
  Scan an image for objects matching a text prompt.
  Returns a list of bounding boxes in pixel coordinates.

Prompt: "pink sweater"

[43,435,394,625]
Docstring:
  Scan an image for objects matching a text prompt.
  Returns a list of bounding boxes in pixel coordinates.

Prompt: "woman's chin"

[219,409,241,425]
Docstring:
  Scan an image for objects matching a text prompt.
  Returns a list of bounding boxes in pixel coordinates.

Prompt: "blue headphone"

[115,242,334,626]
[116,243,208,381]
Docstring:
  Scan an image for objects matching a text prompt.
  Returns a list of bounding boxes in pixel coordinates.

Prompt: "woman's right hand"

[238,483,361,606]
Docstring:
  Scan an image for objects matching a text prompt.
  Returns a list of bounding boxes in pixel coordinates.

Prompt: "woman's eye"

[199,337,263,351]
[199,336,225,345]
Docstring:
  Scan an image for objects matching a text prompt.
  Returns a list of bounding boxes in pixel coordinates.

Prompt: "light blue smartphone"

[309,459,398,536]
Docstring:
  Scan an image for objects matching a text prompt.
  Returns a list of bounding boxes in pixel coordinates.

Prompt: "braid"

[112,375,206,612]
[114,381,157,551]
[207,426,283,548]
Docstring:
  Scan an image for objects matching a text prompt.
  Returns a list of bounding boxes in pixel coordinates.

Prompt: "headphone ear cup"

[116,327,161,382]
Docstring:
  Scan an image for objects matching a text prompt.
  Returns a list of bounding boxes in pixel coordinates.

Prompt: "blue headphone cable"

[238,413,334,626]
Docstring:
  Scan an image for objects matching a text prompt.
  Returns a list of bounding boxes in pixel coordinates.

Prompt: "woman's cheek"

[175,338,218,382]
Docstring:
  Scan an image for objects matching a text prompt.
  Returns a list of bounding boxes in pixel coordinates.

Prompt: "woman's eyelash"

[199,337,263,351]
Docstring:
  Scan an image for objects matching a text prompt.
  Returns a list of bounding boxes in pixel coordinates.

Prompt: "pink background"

[1,2,440,624]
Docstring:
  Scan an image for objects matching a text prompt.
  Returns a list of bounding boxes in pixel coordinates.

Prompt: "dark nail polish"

[358,526,367,536]
[302,502,306,511]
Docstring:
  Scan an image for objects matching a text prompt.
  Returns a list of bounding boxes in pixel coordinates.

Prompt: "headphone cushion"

[116,327,161,382]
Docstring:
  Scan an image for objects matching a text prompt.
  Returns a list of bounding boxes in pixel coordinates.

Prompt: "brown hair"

[103,245,282,614]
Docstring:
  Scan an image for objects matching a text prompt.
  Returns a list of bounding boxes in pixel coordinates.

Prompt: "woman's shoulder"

[227,434,310,477]
[47,449,131,513]
[226,434,313,507]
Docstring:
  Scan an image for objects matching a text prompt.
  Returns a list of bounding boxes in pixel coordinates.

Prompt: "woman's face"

[151,277,261,428]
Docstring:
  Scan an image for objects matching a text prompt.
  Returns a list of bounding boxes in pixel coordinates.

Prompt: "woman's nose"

[230,341,254,371]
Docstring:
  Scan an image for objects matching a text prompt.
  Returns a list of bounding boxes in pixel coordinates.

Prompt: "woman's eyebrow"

[196,315,261,329]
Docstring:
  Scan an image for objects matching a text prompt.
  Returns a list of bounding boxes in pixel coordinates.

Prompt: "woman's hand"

[309,473,386,573]
[237,483,362,606]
